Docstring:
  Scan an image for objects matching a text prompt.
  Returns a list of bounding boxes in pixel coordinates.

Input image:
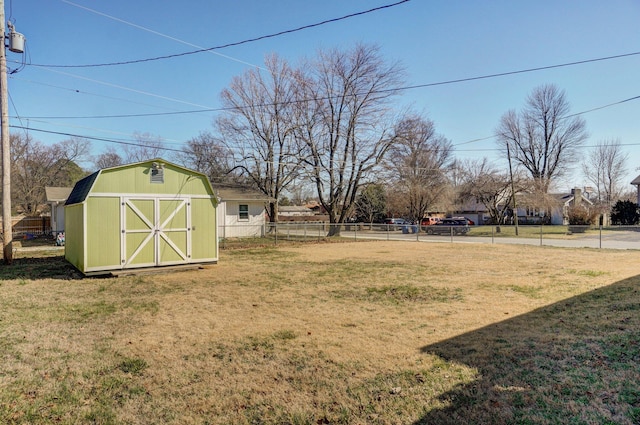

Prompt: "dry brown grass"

[1,241,639,424]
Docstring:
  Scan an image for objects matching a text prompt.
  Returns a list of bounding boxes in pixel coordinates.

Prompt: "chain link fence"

[218,222,640,250]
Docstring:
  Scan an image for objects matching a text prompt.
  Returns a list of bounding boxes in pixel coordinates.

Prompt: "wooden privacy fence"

[11,216,51,238]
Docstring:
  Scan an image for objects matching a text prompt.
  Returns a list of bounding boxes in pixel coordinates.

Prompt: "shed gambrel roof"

[65,159,217,206]
[65,171,99,206]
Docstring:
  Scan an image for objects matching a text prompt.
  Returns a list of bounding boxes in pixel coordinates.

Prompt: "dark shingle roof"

[65,171,99,205]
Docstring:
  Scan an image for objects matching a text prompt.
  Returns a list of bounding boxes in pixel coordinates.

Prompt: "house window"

[526,207,540,217]
[239,204,249,221]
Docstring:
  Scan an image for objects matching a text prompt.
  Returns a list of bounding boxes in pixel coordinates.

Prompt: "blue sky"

[7,0,640,190]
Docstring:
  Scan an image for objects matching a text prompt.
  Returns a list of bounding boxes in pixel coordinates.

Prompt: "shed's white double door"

[121,197,191,268]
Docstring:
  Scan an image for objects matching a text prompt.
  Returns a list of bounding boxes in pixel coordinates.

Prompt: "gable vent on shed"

[150,162,164,184]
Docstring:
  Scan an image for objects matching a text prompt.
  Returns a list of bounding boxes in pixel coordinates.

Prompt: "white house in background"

[632,174,640,205]
[216,187,273,238]
[45,186,73,236]
[549,188,594,225]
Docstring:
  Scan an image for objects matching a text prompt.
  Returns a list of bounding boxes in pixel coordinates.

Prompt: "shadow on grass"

[417,276,640,425]
[0,255,83,280]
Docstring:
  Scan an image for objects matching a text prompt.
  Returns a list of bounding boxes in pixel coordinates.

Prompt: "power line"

[451,94,640,147]
[454,141,640,153]
[563,95,640,119]
[9,125,186,153]
[39,67,214,109]
[13,90,640,155]
[9,74,214,115]
[30,0,411,68]
[20,117,186,145]
[13,116,640,158]
[61,0,267,72]
[17,51,640,121]
[395,51,640,92]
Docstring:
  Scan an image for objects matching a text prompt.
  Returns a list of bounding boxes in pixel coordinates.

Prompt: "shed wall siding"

[191,198,217,261]
[64,204,85,272]
[86,197,121,269]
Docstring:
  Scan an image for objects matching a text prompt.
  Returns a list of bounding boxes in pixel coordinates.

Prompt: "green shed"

[65,159,218,275]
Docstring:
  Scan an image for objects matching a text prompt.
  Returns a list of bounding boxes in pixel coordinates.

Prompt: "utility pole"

[0,0,12,264]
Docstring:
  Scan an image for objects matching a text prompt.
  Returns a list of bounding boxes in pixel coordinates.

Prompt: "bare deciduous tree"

[93,146,123,170]
[122,132,167,163]
[457,158,521,225]
[93,133,166,171]
[496,84,587,194]
[296,44,405,236]
[385,115,452,223]
[582,138,628,206]
[174,131,241,185]
[11,134,90,215]
[217,53,302,222]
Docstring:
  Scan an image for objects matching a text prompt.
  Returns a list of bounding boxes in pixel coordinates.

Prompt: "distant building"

[216,187,273,238]
[278,206,314,216]
[549,188,594,225]
[45,186,73,236]
[631,175,640,205]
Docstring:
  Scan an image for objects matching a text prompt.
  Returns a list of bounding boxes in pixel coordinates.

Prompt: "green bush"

[610,200,639,225]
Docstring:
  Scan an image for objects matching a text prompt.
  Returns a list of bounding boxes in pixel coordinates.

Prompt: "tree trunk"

[327,220,341,237]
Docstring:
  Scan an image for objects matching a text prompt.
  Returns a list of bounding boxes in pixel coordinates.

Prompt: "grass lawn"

[1,241,639,424]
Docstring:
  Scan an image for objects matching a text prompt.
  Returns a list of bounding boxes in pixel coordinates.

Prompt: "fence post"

[540,224,543,246]
[599,223,602,249]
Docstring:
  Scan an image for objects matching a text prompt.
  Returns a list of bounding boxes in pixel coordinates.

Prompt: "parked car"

[380,218,409,231]
[424,218,470,235]
[420,217,441,228]
[451,216,475,225]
